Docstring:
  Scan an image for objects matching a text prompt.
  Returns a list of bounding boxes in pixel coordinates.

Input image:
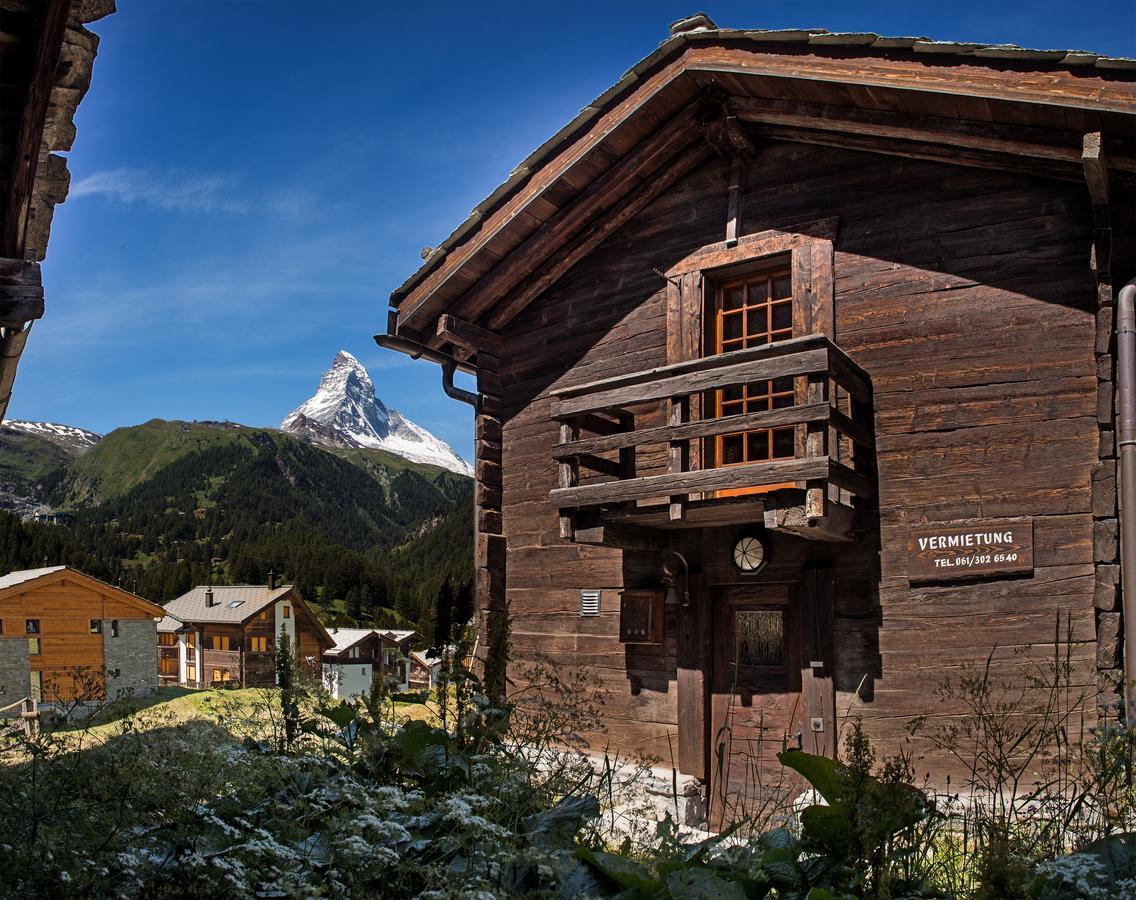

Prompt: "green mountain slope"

[0,419,473,626]
[0,428,75,499]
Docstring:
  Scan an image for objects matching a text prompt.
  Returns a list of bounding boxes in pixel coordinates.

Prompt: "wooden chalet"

[320,627,422,699]
[160,577,333,688]
[0,0,113,421]
[0,565,164,706]
[380,15,1136,815]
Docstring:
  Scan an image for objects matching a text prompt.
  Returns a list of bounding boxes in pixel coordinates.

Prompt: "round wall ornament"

[733,535,768,574]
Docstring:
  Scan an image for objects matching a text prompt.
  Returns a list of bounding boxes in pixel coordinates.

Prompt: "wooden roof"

[0,0,114,421]
[388,15,1136,350]
[0,564,166,618]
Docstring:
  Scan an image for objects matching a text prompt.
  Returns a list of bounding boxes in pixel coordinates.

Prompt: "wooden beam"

[552,347,830,418]
[450,104,703,326]
[685,45,1136,115]
[730,95,1135,173]
[552,403,831,458]
[1083,132,1112,282]
[2,0,71,258]
[552,333,845,400]
[436,313,502,356]
[0,257,44,325]
[698,94,755,159]
[577,453,622,478]
[485,142,715,331]
[551,456,832,508]
[1083,133,1112,212]
[572,522,667,551]
[725,157,742,247]
[748,123,1090,184]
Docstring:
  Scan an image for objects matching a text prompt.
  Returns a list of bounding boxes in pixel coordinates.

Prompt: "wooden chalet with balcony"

[159,577,333,688]
[320,627,423,699]
[0,566,163,707]
[379,15,1136,819]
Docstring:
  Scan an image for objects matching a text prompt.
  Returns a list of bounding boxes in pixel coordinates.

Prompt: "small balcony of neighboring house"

[550,334,874,543]
[201,649,242,686]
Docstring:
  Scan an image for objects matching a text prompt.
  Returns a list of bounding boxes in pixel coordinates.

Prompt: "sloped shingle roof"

[324,628,378,657]
[0,565,66,591]
[164,585,293,625]
[390,15,1135,307]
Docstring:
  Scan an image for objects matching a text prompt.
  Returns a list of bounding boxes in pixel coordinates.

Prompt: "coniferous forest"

[0,420,473,629]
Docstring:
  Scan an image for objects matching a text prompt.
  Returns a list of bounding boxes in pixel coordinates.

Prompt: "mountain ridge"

[282,351,473,476]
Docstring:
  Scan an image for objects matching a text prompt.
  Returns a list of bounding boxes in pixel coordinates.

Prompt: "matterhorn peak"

[282,351,473,476]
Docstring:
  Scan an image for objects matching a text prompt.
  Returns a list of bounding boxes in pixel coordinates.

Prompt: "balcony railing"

[550,334,874,539]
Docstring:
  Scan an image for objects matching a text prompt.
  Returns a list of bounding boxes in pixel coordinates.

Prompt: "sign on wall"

[906,518,1034,582]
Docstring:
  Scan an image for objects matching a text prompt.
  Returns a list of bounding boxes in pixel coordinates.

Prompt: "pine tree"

[275,624,299,752]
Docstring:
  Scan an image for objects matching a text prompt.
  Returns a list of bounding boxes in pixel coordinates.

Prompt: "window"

[258,611,269,620]
[110,620,119,638]
[28,637,40,656]
[250,636,267,652]
[90,619,103,634]
[212,668,223,683]
[29,671,41,702]
[227,600,245,609]
[158,633,177,646]
[211,635,231,651]
[713,268,796,469]
[25,619,39,635]
[349,646,359,659]
[186,664,197,683]
[734,609,787,670]
[0,619,4,635]
[185,632,197,649]
[159,656,178,675]
[282,605,291,619]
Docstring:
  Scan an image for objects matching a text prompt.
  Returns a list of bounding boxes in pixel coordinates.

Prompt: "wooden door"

[710,268,796,494]
[708,583,803,827]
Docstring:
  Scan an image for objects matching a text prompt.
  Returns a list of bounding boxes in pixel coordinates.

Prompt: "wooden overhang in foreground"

[0,0,114,421]
[381,14,1136,808]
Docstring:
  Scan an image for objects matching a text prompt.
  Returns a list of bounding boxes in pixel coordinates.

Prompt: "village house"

[0,566,163,707]
[407,649,442,692]
[159,576,333,688]
[380,16,1136,819]
[321,627,423,699]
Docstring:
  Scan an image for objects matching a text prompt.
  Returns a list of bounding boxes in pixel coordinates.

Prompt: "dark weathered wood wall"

[498,139,1100,773]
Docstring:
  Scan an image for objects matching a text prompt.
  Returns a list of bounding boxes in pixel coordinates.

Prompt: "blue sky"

[11,0,1134,463]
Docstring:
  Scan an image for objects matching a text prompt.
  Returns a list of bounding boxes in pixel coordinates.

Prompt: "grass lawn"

[53,684,443,744]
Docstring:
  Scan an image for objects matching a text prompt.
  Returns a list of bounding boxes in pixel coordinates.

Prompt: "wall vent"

[580,590,601,617]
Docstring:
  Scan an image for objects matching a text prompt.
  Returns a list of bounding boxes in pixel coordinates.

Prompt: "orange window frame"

[710,267,796,495]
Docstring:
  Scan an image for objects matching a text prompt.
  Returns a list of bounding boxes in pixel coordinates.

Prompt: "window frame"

[90,619,103,635]
[662,218,837,484]
[28,636,40,656]
[250,636,268,653]
[25,619,39,635]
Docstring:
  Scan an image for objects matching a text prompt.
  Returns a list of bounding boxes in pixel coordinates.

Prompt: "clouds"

[71,167,250,214]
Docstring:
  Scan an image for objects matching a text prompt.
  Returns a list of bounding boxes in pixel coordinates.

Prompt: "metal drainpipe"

[1116,277,1136,722]
[374,332,481,410]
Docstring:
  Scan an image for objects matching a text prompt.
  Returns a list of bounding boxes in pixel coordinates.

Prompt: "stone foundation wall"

[103,619,157,701]
[0,637,29,708]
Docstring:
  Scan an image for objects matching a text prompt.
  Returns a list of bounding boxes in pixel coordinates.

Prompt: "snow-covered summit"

[281,351,473,477]
[1,420,101,455]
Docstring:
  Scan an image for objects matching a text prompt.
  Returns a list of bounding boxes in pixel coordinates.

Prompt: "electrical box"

[618,590,664,644]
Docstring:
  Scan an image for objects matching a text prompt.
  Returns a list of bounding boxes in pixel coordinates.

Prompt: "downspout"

[1117,277,1136,722]
[373,332,481,410]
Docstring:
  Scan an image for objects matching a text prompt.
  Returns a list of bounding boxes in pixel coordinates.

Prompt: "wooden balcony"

[550,334,874,542]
